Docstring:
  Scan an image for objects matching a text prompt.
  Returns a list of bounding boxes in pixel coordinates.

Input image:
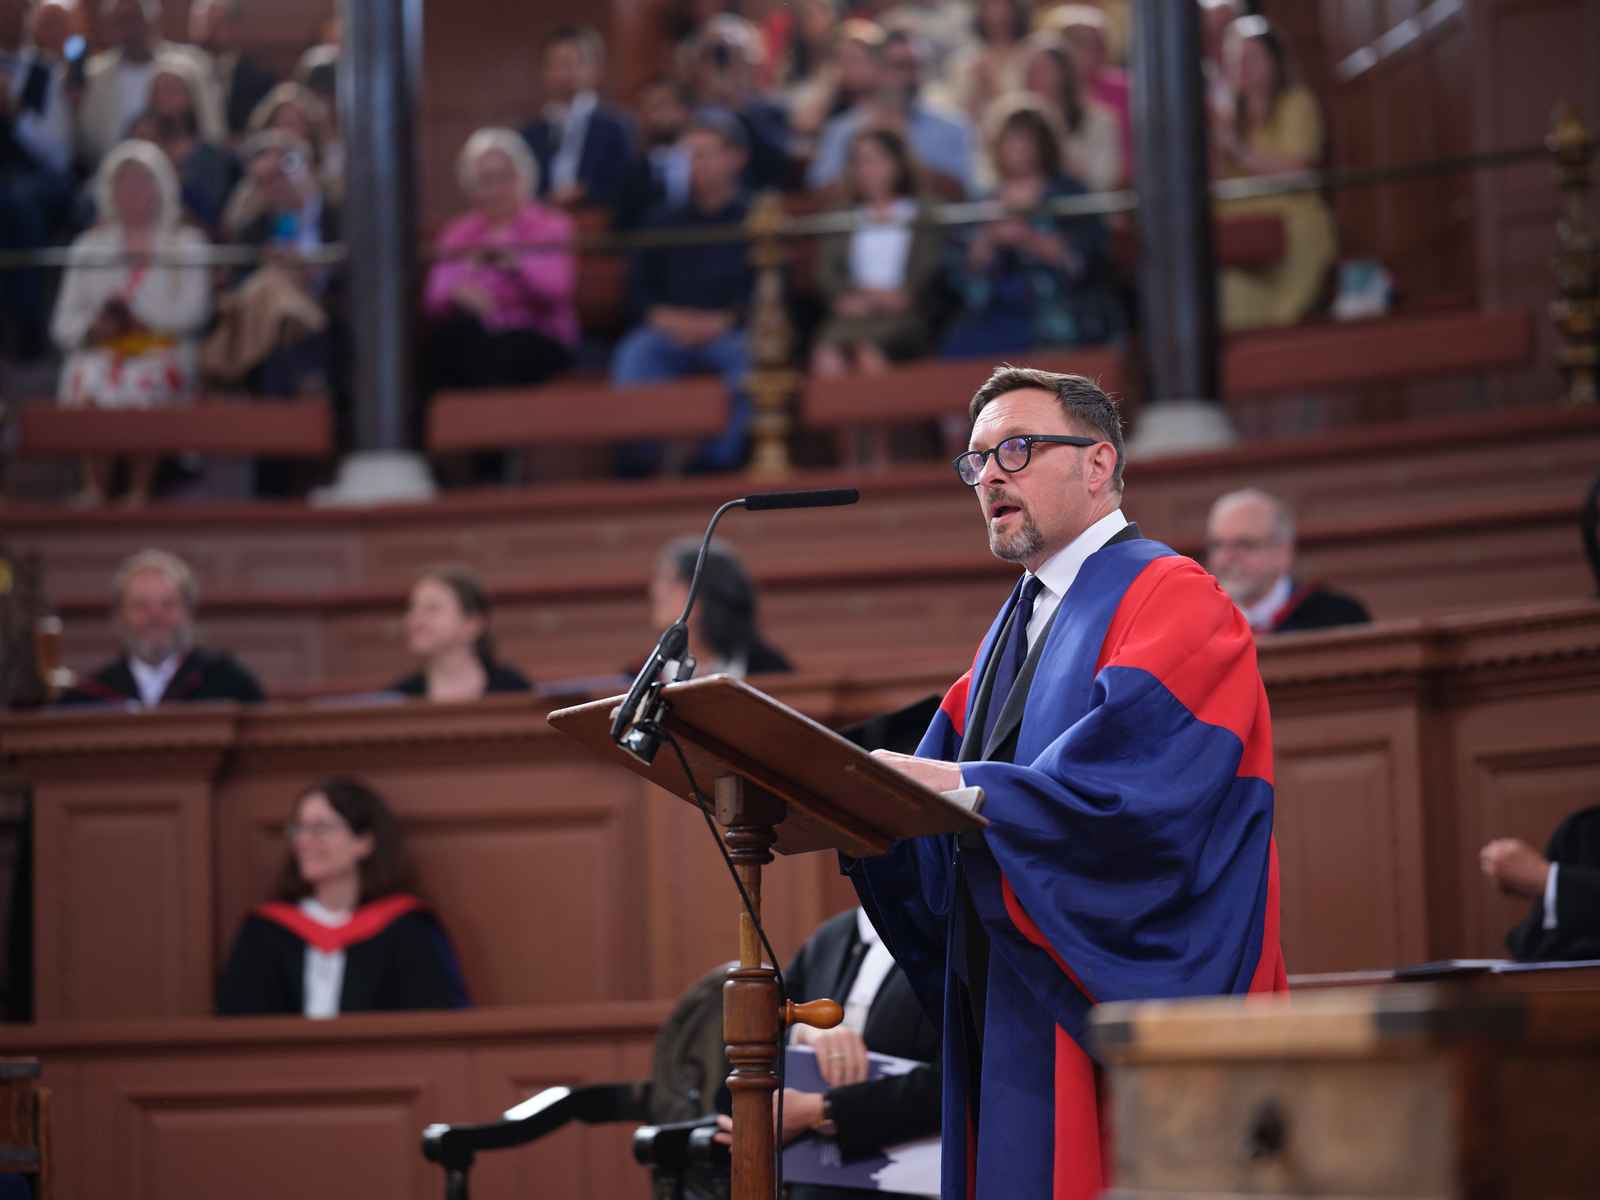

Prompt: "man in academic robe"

[1205,486,1370,634]
[57,548,265,706]
[1481,806,1600,962]
[851,366,1287,1200]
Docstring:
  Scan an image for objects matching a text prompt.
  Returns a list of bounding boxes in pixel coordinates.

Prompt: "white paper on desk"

[941,785,985,814]
[782,1045,940,1197]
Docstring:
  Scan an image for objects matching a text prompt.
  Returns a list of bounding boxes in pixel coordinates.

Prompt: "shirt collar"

[1241,574,1294,630]
[545,89,596,125]
[855,907,881,947]
[1028,507,1128,602]
[128,652,182,706]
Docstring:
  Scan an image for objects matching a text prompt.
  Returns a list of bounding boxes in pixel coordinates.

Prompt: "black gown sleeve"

[826,1061,943,1160]
[217,915,301,1015]
[369,912,470,1011]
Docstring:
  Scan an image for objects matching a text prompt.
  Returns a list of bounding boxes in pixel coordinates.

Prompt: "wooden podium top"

[548,674,985,857]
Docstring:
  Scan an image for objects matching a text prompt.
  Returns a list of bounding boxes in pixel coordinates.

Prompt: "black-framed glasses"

[953,435,1099,486]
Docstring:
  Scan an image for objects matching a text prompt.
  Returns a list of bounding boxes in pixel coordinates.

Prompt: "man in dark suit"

[58,549,264,707]
[187,0,276,139]
[519,25,635,214]
[1205,487,1370,634]
[1482,807,1600,962]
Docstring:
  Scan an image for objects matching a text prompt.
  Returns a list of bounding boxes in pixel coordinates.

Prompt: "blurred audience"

[941,98,1122,358]
[652,536,792,677]
[611,110,753,474]
[1482,807,1600,963]
[520,25,635,215]
[423,128,576,399]
[1,0,76,361]
[812,128,941,382]
[241,79,339,203]
[80,0,219,166]
[206,129,338,400]
[945,0,1032,129]
[57,549,265,706]
[133,54,237,232]
[1018,31,1122,192]
[686,14,791,193]
[186,0,276,141]
[1198,0,1244,125]
[389,566,531,701]
[1204,488,1370,633]
[808,26,975,198]
[788,18,885,166]
[1040,4,1131,183]
[51,139,210,506]
[618,74,693,229]
[1211,16,1336,330]
[218,777,470,1016]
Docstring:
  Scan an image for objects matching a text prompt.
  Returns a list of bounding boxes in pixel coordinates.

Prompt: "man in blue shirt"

[611,110,752,474]
[806,27,976,198]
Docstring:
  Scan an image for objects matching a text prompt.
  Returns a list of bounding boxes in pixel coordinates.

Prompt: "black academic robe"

[386,659,534,697]
[57,647,266,706]
[1269,581,1371,633]
[783,909,941,1165]
[216,894,468,1016]
[1507,806,1600,962]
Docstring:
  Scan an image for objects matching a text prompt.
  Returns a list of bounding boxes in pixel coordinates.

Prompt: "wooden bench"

[426,377,729,454]
[1225,306,1535,396]
[12,397,334,458]
[800,347,1126,432]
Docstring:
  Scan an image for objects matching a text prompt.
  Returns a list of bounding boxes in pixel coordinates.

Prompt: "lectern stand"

[548,675,984,1200]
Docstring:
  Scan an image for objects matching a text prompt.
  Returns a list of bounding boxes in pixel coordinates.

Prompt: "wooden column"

[1127,0,1233,454]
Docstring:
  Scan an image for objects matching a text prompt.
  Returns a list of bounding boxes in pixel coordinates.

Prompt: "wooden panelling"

[4,602,1598,1023]
[7,1006,665,1200]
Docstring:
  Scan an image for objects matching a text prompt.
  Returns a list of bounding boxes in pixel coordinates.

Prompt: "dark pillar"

[1129,0,1233,453]
[320,0,435,502]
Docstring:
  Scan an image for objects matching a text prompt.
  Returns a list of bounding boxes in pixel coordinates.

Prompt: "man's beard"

[124,624,193,666]
[1214,572,1265,607]
[988,504,1044,564]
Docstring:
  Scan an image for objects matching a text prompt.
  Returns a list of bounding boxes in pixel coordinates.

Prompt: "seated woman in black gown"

[217,777,469,1016]
[388,565,532,701]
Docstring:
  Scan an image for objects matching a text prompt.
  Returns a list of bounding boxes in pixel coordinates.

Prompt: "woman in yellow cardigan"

[1212,16,1337,331]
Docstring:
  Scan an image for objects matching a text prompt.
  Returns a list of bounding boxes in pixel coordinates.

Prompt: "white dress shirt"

[546,90,596,193]
[1239,574,1294,632]
[842,907,896,1032]
[1544,864,1561,931]
[1022,507,1129,651]
[299,898,352,1018]
[128,654,180,707]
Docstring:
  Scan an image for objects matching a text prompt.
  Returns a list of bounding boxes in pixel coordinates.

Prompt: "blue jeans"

[610,324,751,474]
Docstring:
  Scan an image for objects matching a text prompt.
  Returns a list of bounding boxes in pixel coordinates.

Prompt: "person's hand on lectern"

[870,748,962,795]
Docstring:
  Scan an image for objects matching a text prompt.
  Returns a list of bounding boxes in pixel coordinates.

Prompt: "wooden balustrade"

[3,600,1597,1026]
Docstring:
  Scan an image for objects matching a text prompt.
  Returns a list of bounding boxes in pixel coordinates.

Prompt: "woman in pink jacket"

[423,127,578,401]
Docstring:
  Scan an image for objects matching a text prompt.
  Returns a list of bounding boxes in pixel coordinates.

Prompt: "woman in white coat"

[52,139,211,506]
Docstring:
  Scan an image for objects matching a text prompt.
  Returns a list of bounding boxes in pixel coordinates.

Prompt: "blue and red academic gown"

[847,535,1287,1200]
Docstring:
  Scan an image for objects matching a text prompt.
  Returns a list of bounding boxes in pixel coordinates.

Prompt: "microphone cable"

[660,726,790,1199]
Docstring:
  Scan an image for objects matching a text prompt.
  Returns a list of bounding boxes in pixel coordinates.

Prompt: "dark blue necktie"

[980,574,1044,752]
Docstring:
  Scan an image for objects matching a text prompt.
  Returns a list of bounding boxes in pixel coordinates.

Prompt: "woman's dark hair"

[992,100,1064,182]
[1232,17,1294,141]
[662,536,758,663]
[845,126,918,204]
[1024,32,1085,134]
[276,777,416,904]
[974,0,1032,44]
[416,565,496,665]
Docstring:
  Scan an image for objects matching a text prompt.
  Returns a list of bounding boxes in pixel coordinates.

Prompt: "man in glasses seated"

[848,365,1287,1200]
[1204,487,1370,634]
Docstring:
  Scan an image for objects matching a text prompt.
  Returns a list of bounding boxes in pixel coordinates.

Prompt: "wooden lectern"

[549,675,984,1200]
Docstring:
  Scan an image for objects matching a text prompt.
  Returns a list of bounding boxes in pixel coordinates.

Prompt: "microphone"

[610,489,861,762]
[743,488,860,512]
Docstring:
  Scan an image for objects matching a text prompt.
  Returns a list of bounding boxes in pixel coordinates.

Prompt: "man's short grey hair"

[1212,487,1296,544]
[114,549,198,610]
[967,364,1126,490]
